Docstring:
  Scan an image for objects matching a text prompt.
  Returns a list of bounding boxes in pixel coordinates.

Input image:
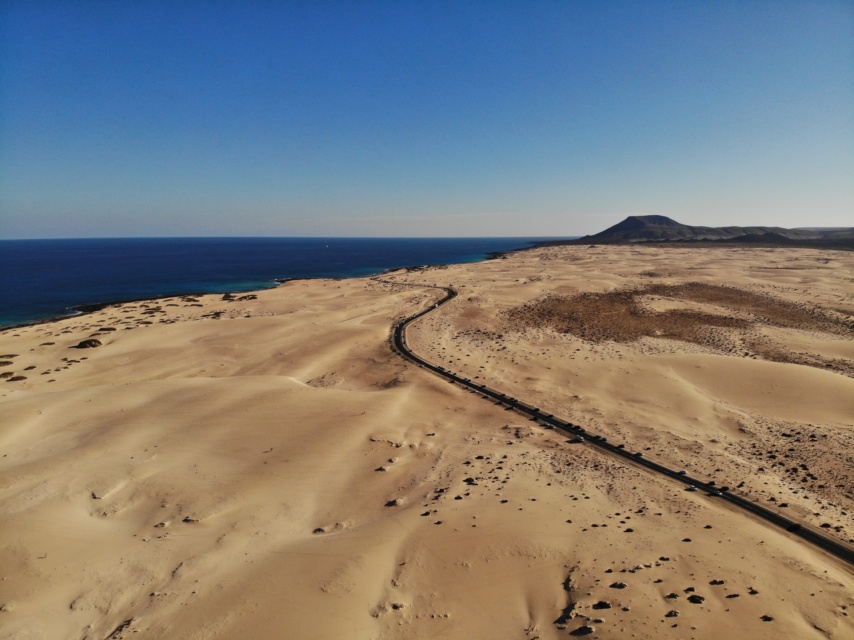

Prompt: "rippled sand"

[1,245,852,639]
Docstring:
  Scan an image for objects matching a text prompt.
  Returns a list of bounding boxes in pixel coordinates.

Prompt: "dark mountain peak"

[585,215,695,242]
[571,216,854,247]
[627,215,681,226]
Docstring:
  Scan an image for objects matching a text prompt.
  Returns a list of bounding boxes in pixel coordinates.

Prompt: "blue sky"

[1,1,852,238]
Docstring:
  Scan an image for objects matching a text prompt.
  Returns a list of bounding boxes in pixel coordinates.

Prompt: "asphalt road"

[382,278,854,567]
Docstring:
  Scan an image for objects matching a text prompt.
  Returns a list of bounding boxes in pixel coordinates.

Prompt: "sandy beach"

[1,245,852,639]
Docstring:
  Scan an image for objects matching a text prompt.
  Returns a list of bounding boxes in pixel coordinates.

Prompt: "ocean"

[0,237,563,327]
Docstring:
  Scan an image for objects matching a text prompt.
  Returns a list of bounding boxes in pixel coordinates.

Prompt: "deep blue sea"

[0,237,564,327]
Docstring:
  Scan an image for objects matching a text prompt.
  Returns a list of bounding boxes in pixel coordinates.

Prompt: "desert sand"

[1,245,852,639]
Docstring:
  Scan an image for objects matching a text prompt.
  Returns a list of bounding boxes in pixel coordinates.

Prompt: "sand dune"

[1,246,852,639]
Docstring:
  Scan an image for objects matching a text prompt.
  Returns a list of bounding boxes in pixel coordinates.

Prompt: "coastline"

[0,237,550,332]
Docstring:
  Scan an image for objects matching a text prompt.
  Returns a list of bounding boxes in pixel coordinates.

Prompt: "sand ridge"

[1,246,852,639]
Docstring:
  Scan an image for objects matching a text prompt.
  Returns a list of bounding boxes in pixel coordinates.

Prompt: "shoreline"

[0,243,536,333]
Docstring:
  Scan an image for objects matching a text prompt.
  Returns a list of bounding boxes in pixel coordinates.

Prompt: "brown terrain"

[0,244,852,639]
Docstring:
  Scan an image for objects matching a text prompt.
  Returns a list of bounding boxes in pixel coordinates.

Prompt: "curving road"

[381,278,854,567]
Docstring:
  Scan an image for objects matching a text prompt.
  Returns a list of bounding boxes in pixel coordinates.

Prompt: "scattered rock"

[665,610,679,618]
[570,625,595,636]
[687,595,705,604]
[609,582,627,589]
[592,601,612,610]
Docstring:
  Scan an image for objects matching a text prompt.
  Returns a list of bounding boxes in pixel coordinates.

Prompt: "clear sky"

[1,1,852,238]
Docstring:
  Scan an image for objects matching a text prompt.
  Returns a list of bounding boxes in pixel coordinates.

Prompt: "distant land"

[546,215,854,248]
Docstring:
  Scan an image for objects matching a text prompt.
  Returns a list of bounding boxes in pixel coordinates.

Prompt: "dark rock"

[73,339,102,349]
[570,625,595,636]
[687,595,705,604]
[609,582,628,589]
[665,610,679,618]
[592,601,612,610]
